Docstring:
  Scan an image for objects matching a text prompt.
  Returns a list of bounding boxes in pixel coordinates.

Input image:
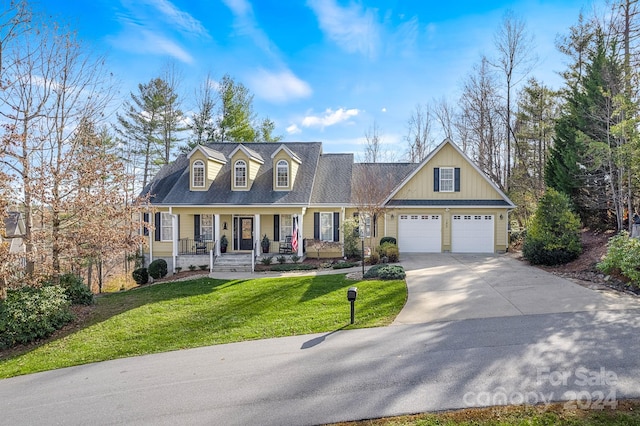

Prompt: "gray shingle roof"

[310,153,354,204]
[351,163,418,204]
[142,142,322,205]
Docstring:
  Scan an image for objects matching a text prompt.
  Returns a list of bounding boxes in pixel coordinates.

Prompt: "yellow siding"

[189,151,223,191]
[393,144,502,201]
[207,161,223,182]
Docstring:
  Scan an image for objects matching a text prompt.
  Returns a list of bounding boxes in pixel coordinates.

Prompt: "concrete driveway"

[393,253,640,325]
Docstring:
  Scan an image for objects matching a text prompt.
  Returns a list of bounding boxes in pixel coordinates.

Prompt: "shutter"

[194,215,200,239]
[353,212,359,237]
[454,168,461,192]
[154,212,161,241]
[333,212,340,242]
[373,214,377,238]
[314,212,320,239]
[273,215,280,241]
[143,213,149,236]
[434,168,440,192]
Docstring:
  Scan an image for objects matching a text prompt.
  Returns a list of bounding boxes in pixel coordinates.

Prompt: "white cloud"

[146,0,210,38]
[221,0,276,57]
[286,124,302,134]
[108,27,193,63]
[381,107,387,112]
[248,68,312,103]
[301,108,360,128]
[307,0,381,58]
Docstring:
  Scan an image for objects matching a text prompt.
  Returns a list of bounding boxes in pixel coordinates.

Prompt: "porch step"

[212,253,254,273]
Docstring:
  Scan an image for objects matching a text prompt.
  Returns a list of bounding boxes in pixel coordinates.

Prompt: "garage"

[451,214,494,253]
[398,214,441,252]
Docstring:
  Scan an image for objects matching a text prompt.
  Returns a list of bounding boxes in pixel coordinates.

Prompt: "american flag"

[291,216,298,252]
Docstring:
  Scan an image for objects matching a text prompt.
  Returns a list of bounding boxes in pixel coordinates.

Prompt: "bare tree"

[491,9,536,191]
[363,120,382,162]
[405,103,436,162]
[433,96,456,142]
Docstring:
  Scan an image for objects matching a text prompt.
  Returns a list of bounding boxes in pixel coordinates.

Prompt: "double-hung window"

[160,212,173,241]
[320,212,333,241]
[192,160,205,188]
[439,167,454,192]
[276,160,289,188]
[280,214,292,241]
[201,214,214,241]
[234,160,247,188]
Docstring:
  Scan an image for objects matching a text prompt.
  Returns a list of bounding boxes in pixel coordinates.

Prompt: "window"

[276,160,289,188]
[234,160,247,187]
[192,160,204,188]
[201,214,214,240]
[160,212,173,241]
[320,212,333,241]
[280,214,292,241]
[440,167,454,192]
[358,213,372,238]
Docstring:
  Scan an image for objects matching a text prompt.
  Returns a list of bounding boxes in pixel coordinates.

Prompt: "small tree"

[342,218,360,259]
[523,188,582,265]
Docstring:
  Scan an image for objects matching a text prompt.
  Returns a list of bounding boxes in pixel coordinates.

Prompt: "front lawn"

[0,274,406,378]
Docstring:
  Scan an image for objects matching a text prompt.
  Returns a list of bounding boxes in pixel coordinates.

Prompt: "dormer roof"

[270,144,302,164]
[187,145,226,164]
[229,144,264,164]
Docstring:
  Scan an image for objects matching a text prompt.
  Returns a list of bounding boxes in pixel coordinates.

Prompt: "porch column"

[171,212,178,272]
[297,213,304,257]
[214,214,221,256]
[254,213,261,255]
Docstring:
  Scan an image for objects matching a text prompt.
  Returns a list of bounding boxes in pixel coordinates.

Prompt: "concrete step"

[212,254,254,273]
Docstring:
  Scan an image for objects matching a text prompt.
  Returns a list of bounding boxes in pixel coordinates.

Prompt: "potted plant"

[261,234,270,253]
[220,235,228,253]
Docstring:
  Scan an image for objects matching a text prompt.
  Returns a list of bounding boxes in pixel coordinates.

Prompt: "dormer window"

[192,160,205,188]
[235,160,247,187]
[276,160,289,188]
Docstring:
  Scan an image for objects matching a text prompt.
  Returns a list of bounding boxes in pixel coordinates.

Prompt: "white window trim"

[192,160,205,188]
[440,167,454,192]
[201,214,214,241]
[160,212,173,242]
[276,160,289,188]
[320,212,333,242]
[234,160,247,188]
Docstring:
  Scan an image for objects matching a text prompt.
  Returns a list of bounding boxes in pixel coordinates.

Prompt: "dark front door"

[239,217,253,250]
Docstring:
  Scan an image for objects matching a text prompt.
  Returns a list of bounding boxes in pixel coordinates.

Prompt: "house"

[140,139,515,271]
[2,212,26,254]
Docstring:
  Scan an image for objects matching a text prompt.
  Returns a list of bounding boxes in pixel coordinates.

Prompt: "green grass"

[0,274,406,378]
[333,400,640,425]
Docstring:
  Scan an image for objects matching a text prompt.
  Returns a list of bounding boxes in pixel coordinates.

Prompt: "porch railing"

[178,238,215,255]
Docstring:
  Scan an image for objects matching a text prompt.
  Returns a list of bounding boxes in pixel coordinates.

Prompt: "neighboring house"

[140,139,515,270]
[2,211,26,254]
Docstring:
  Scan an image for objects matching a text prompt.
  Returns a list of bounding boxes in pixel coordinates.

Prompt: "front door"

[239,217,253,250]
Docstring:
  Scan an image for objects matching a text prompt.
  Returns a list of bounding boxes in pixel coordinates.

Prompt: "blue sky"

[39,0,591,156]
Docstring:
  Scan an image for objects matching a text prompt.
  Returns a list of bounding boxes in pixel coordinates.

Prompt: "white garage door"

[398,214,441,253]
[451,214,494,253]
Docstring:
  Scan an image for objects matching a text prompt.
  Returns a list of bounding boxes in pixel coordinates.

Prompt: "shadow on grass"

[301,325,348,349]
[298,274,352,302]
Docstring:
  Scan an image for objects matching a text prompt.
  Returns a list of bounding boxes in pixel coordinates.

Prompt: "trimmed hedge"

[364,264,406,280]
[0,286,74,349]
[148,259,168,279]
[270,264,317,272]
[333,261,358,269]
[132,268,149,285]
[380,236,397,246]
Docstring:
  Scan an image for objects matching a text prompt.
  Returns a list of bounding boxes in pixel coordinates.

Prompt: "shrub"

[291,254,300,264]
[342,218,360,258]
[276,255,287,264]
[260,256,273,265]
[188,265,197,271]
[522,188,582,266]
[386,246,399,263]
[364,264,385,279]
[333,261,358,269]
[598,231,640,287]
[56,273,94,305]
[377,265,406,280]
[148,259,168,279]
[199,265,208,271]
[380,236,397,246]
[270,264,317,272]
[0,286,74,349]
[175,267,182,273]
[132,268,148,285]
[369,251,380,265]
